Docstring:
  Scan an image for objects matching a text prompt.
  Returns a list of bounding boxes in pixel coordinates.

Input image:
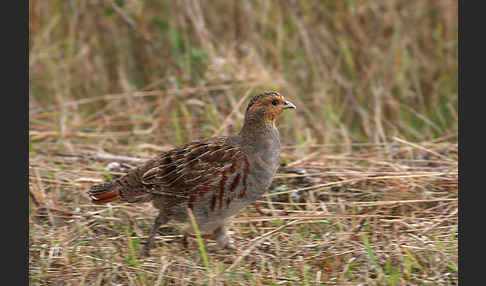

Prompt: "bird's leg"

[213,225,236,250]
[141,212,169,257]
[181,231,189,248]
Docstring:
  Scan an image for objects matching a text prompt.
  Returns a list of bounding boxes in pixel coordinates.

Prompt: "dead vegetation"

[29,0,457,285]
[29,129,457,285]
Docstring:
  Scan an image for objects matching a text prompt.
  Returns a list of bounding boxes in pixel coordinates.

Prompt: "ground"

[29,1,458,284]
[29,134,457,285]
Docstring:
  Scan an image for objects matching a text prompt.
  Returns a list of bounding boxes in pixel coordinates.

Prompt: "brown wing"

[141,137,250,209]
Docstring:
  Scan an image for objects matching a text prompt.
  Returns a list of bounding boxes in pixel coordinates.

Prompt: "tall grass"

[29,1,458,285]
[29,0,457,146]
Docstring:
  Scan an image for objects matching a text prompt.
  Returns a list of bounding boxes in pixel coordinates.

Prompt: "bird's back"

[89,132,280,226]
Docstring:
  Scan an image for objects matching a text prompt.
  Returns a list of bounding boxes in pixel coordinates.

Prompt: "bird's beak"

[283,100,296,109]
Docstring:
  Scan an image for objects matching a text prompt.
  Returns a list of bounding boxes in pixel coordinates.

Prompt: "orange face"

[247,92,296,126]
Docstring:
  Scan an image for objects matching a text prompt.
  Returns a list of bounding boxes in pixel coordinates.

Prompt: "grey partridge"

[88,92,296,256]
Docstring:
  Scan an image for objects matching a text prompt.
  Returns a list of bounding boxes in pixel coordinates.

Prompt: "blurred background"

[29,1,458,284]
[29,0,457,153]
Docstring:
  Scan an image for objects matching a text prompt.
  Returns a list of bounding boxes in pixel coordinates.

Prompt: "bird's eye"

[271,100,279,106]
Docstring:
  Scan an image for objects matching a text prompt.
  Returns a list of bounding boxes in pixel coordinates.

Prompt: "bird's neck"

[239,112,279,141]
[239,113,281,169]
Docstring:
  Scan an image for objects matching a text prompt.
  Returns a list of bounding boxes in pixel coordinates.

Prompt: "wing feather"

[141,137,249,201]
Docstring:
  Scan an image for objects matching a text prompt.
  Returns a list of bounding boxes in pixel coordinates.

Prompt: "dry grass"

[29,128,457,285]
[30,0,457,144]
[29,0,457,285]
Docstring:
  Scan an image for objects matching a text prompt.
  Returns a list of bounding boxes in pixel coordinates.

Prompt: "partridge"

[88,92,296,256]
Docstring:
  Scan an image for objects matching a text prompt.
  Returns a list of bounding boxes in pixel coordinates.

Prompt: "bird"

[88,92,296,256]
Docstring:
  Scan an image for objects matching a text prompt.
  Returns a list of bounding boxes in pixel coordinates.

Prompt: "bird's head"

[245,92,296,128]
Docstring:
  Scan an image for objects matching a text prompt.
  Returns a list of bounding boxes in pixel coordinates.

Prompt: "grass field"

[29,1,458,285]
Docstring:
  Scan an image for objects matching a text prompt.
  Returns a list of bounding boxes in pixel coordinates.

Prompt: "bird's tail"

[88,183,121,204]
